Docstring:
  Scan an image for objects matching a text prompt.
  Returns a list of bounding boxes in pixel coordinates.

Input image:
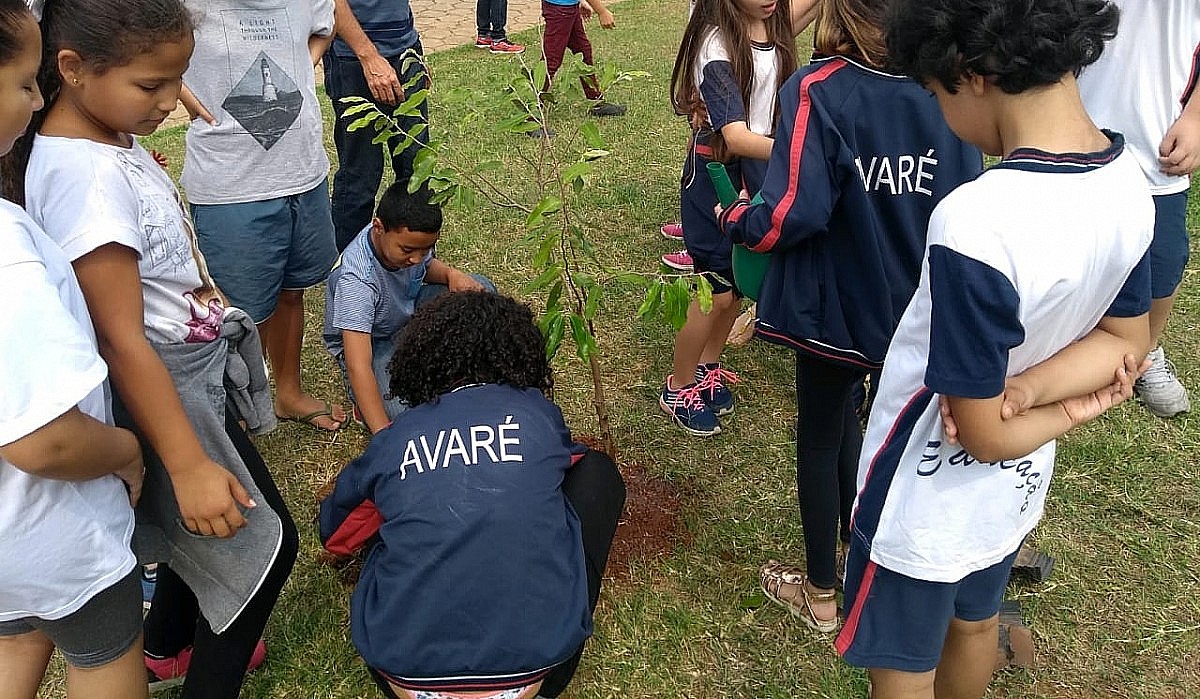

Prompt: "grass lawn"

[39,0,1200,696]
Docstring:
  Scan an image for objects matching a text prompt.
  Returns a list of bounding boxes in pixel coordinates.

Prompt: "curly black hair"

[886,0,1119,94]
[387,291,553,407]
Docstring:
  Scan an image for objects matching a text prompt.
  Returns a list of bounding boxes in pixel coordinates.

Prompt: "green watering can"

[708,162,770,301]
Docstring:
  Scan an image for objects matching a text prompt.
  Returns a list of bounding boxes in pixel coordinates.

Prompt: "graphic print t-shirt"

[182,0,334,204]
[26,136,226,344]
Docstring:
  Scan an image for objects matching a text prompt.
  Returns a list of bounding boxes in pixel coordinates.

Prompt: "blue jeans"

[323,46,430,252]
[476,0,509,38]
[335,276,496,420]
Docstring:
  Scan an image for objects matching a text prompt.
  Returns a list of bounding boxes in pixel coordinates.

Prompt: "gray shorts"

[0,567,142,668]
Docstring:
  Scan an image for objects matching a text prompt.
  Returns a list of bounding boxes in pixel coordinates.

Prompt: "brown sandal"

[759,560,840,633]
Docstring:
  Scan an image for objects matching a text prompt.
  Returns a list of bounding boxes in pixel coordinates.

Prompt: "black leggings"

[142,411,299,699]
[795,352,864,590]
[368,448,626,699]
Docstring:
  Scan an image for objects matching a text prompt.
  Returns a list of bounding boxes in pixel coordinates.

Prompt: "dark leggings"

[795,352,864,590]
[368,448,626,699]
[142,410,300,699]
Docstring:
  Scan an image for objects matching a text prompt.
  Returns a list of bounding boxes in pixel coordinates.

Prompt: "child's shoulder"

[0,200,48,268]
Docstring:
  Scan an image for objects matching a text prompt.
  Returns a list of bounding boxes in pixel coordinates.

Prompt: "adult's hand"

[361,54,404,106]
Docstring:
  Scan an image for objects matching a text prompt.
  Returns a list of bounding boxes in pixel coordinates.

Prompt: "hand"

[179,84,216,125]
[689,99,708,131]
[1058,354,1147,427]
[447,269,485,292]
[170,458,256,538]
[598,8,616,28]
[1158,111,1200,177]
[998,375,1035,420]
[579,2,593,20]
[712,188,751,218]
[113,446,145,507]
[361,53,404,106]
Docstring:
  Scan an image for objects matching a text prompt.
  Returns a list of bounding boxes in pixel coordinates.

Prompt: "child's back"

[856,135,1153,581]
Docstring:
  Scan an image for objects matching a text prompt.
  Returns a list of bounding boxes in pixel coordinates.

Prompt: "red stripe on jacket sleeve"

[751,59,847,254]
[324,500,384,556]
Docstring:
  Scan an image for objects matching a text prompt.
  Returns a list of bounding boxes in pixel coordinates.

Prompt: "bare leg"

[1148,293,1177,351]
[66,634,149,699]
[671,292,739,383]
[933,615,998,699]
[261,288,345,430]
[869,667,935,699]
[0,631,54,699]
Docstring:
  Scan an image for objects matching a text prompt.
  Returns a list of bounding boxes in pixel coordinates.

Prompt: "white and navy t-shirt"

[26,136,226,345]
[0,199,136,622]
[322,224,431,355]
[852,134,1153,583]
[1078,0,1200,195]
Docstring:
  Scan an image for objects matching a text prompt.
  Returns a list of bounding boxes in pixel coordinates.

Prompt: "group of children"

[1,0,1197,698]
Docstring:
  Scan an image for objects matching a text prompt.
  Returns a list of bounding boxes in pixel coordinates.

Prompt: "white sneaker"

[1135,346,1190,418]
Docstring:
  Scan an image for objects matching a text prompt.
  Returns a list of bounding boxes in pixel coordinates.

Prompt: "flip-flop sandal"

[278,400,344,432]
[759,560,840,633]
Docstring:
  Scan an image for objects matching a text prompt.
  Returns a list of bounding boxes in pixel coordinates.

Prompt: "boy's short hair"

[376,182,443,234]
[886,0,1119,94]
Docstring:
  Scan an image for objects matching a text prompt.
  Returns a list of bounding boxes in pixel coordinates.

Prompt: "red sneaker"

[660,222,683,240]
[146,639,267,691]
[489,39,525,54]
[474,35,492,49]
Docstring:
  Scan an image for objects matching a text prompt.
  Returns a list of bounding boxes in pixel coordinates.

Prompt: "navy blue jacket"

[722,56,982,369]
[319,384,590,692]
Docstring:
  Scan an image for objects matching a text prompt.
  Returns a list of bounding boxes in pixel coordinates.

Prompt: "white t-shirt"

[853,137,1153,583]
[26,136,225,344]
[694,27,779,137]
[181,0,335,204]
[0,199,136,622]
[1078,0,1200,194]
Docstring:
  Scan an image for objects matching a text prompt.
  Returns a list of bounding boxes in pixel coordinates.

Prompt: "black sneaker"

[589,101,627,117]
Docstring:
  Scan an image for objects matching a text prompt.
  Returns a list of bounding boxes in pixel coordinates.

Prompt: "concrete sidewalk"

[415,0,544,52]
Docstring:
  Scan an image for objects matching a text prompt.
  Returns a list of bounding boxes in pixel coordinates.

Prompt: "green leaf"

[371,129,392,146]
[583,285,602,321]
[525,196,562,229]
[695,274,713,314]
[410,152,436,189]
[579,120,605,150]
[562,161,591,186]
[544,312,565,360]
[636,282,662,318]
[582,149,610,162]
[546,280,564,313]
[346,113,378,132]
[340,101,377,117]
[525,265,562,293]
[532,230,561,268]
[338,95,368,106]
[567,313,595,361]
[392,89,429,117]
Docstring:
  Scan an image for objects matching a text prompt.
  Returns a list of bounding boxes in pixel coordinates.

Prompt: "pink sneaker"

[660,222,683,240]
[661,250,694,272]
[489,39,525,54]
[146,639,267,691]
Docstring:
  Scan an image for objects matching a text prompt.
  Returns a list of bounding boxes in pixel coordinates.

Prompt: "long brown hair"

[670,0,799,156]
[814,0,888,67]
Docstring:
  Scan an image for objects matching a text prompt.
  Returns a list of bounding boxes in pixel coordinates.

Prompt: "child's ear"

[56,49,84,87]
[965,71,988,97]
[370,217,385,235]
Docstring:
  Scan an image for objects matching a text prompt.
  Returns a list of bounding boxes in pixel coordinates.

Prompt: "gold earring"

[72,78,79,85]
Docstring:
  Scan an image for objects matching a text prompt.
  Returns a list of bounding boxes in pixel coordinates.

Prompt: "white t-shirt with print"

[0,199,136,622]
[181,0,335,204]
[26,136,225,344]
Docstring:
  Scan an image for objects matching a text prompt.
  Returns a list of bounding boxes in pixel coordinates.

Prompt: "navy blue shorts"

[680,151,739,296]
[193,180,338,322]
[835,541,1019,672]
[1149,191,1190,299]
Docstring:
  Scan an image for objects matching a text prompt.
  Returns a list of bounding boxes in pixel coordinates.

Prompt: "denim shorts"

[193,179,338,322]
[1149,191,1190,299]
[835,543,1019,672]
[0,567,141,668]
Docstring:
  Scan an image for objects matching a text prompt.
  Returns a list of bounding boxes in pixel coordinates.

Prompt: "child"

[0,4,147,696]
[718,0,980,630]
[1078,0,1200,418]
[475,0,524,53]
[320,291,625,699]
[835,1,1151,697]
[658,0,800,437]
[322,183,493,434]
[178,0,346,432]
[10,0,299,695]
[540,0,626,117]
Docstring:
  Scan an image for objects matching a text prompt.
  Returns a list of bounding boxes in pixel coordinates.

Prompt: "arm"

[332,0,404,105]
[1159,53,1200,177]
[309,32,334,66]
[1,408,144,504]
[720,121,773,161]
[583,0,615,28]
[72,244,254,538]
[790,0,819,36]
[178,84,216,125]
[319,452,383,556]
[342,330,390,434]
[425,258,486,291]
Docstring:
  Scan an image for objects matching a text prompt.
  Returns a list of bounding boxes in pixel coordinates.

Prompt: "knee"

[711,291,737,312]
[950,614,999,640]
